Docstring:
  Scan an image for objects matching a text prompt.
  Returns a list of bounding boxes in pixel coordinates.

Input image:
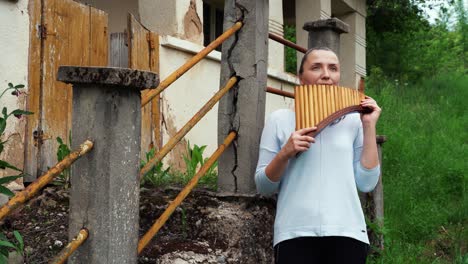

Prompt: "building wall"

[76,0,139,34]
[157,36,296,170]
[0,0,366,180]
[0,0,30,186]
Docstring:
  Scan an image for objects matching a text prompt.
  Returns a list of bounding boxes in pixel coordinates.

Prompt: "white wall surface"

[0,0,30,182]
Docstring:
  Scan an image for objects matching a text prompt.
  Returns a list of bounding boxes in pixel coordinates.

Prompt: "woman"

[255,47,381,263]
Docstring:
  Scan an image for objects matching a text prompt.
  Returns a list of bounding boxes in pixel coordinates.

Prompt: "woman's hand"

[360,96,382,126]
[280,127,317,158]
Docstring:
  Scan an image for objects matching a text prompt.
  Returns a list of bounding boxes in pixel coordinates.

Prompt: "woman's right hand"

[280,127,317,158]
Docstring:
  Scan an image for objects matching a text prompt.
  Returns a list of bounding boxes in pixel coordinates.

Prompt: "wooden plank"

[24,0,43,181]
[149,32,161,149]
[128,14,154,156]
[39,0,90,174]
[109,32,128,67]
[89,7,108,66]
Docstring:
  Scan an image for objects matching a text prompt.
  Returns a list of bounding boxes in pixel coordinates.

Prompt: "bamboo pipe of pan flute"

[304,85,310,128]
[295,86,300,130]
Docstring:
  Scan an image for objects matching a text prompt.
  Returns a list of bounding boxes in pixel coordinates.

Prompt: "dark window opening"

[203,1,224,51]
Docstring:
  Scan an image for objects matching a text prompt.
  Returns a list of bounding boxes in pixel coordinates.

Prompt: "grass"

[140,142,218,191]
[366,71,467,263]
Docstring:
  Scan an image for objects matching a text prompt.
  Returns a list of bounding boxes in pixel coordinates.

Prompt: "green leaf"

[0,161,21,171]
[8,83,13,88]
[13,231,23,251]
[1,108,7,118]
[56,137,64,145]
[14,84,25,89]
[0,241,15,249]
[0,175,23,185]
[0,118,5,135]
[0,185,14,197]
[10,109,33,116]
[0,144,3,155]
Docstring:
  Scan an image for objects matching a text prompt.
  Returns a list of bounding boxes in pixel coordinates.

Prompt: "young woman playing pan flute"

[255,47,381,264]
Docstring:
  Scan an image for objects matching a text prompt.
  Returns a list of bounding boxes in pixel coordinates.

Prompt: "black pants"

[274,236,369,264]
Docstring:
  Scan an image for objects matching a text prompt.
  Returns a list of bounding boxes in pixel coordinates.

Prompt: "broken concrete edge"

[57,66,159,90]
[303,18,350,34]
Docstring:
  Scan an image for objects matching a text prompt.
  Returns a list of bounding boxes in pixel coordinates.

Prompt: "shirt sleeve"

[255,112,282,196]
[353,121,380,193]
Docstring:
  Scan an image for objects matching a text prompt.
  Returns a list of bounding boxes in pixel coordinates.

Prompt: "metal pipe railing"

[266,86,295,98]
[138,131,237,253]
[49,229,89,264]
[140,77,238,178]
[0,140,93,221]
[141,22,243,107]
[268,33,307,54]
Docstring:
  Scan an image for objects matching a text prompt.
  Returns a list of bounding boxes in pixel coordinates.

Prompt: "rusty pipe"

[138,131,237,254]
[140,77,237,178]
[49,229,89,264]
[141,22,243,107]
[268,33,307,54]
[0,140,93,221]
[266,86,295,98]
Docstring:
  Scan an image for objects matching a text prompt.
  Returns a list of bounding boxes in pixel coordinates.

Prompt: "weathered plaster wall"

[268,0,285,72]
[158,36,221,170]
[0,0,30,185]
[140,0,204,45]
[76,0,139,33]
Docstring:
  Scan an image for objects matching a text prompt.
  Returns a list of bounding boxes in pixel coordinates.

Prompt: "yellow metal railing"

[0,140,93,221]
[49,229,89,264]
[141,22,243,107]
[138,131,237,253]
[1,18,244,264]
[140,76,238,178]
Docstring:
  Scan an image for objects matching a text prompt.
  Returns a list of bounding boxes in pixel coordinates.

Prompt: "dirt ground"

[1,186,276,264]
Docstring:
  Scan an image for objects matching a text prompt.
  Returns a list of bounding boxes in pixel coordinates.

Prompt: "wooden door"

[25,0,108,181]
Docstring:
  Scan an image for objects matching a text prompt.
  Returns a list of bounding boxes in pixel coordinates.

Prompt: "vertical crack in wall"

[225,1,247,193]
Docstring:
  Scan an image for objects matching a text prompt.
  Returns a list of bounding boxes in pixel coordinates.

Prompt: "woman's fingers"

[297,126,317,135]
[299,135,315,143]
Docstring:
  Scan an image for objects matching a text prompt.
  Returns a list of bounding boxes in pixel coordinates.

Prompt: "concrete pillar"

[295,0,331,69]
[303,18,349,58]
[338,12,367,88]
[268,0,284,71]
[57,66,159,263]
[217,0,269,194]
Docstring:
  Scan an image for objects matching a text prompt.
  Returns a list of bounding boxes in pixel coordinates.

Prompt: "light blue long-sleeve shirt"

[255,109,380,246]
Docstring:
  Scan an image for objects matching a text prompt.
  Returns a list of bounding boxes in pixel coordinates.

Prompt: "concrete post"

[57,66,159,263]
[295,0,331,69]
[217,0,269,194]
[303,18,350,57]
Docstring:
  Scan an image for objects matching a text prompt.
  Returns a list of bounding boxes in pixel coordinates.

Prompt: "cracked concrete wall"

[0,0,29,187]
[217,0,269,194]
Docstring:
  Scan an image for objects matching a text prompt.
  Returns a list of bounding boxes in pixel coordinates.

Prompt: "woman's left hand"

[360,96,381,126]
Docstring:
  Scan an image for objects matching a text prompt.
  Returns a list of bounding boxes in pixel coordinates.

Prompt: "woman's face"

[299,50,340,85]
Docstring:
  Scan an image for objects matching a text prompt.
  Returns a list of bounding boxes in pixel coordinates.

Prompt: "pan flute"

[294,84,370,137]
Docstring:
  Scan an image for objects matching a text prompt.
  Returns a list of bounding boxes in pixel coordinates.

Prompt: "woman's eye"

[330,66,338,72]
[311,66,320,71]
